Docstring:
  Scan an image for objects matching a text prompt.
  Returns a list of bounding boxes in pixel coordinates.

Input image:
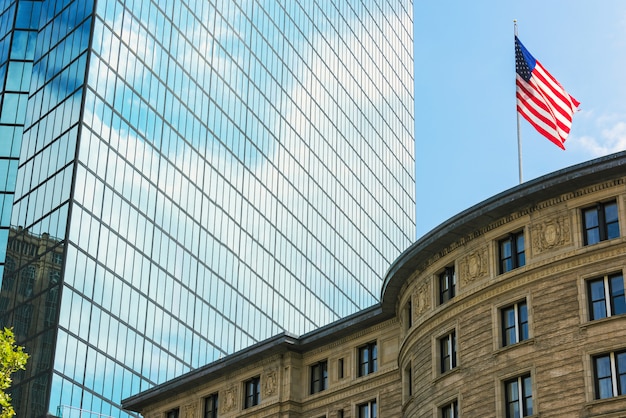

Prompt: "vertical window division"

[204,393,218,418]
[441,400,459,418]
[440,330,457,373]
[358,341,378,377]
[501,300,529,346]
[244,376,260,409]
[310,360,328,394]
[588,273,626,320]
[439,266,456,304]
[593,350,626,399]
[583,200,620,245]
[499,231,525,274]
[166,409,179,418]
[357,399,377,418]
[504,374,533,418]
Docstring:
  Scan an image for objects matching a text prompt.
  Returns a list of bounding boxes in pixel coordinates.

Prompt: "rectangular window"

[501,301,529,346]
[439,266,456,304]
[338,358,344,379]
[310,360,328,394]
[404,300,412,330]
[204,393,218,418]
[588,273,626,320]
[504,374,533,418]
[166,409,179,418]
[593,350,626,399]
[441,400,459,418]
[583,200,620,245]
[358,342,378,377]
[357,399,377,418]
[244,376,260,409]
[404,362,412,400]
[440,331,457,373]
[499,232,525,274]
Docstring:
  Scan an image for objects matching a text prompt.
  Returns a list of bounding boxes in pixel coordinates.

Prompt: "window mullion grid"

[598,203,607,241]
[513,304,520,344]
[447,334,453,370]
[604,276,612,317]
[610,352,619,397]
[510,234,518,269]
[517,376,527,417]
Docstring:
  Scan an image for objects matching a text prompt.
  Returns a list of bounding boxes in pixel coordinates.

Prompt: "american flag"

[515,36,579,150]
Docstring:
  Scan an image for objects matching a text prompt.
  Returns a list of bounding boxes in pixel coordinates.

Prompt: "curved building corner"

[123,151,626,418]
[387,150,626,417]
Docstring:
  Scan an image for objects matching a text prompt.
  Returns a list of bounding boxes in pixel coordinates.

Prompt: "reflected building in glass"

[0,0,415,416]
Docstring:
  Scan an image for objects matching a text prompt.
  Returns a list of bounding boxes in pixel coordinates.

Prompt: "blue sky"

[413,1,626,237]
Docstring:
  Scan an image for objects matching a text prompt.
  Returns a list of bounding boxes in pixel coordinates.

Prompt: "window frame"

[439,330,457,374]
[498,231,525,274]
[593,350,626,399]
[504,374,533,418]
[440,399,459,418]
[403,361,412,402]
[439,266,456,304]
[357,341,378,377]
[243,376,260,409]
[582,200,620,245]
[357,399,377,418]
[310,360,328,394]
[587,273,626,321]
[501,300,529,347]
[338,358,344,379]
[404,299,413,331]
[204,393,218,418]
[166,409,180,418]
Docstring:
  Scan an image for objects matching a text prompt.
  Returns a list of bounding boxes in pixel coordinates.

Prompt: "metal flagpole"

[514,20,523,184]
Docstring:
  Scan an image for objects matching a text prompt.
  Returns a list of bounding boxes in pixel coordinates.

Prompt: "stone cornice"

[382,152,626,316]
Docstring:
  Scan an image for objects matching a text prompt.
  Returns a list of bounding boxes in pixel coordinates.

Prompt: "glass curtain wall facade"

[0,0,415,416]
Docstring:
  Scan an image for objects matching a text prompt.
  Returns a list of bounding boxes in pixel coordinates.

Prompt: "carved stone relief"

[222,384,237,413]
[263,369,278,397]
[459,246,488,286]
[414,281,431,317]
[531,216,571,253]
[184,403,197,418]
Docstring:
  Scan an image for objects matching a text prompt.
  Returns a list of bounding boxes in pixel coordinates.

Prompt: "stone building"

[123,152,626,417]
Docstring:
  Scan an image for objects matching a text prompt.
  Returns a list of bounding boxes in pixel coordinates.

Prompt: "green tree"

[0,328,28,417]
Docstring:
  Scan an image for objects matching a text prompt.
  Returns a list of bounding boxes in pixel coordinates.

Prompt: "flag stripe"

[515,36,578,149]
[516,75,565,149]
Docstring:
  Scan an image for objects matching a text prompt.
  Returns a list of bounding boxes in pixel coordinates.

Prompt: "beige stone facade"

[124,153,626,417]
[124,315,402,417]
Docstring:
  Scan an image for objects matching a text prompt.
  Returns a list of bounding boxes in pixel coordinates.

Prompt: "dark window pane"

[595,355,613,399]
[605,202,619,240]
[519,303,528,340]
[523,375,533,415]
[589,279,607,320]
[610,275,626,315]
[584,208,600,245]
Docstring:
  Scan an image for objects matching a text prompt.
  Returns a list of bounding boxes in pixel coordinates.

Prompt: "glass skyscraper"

[0,0,415,416]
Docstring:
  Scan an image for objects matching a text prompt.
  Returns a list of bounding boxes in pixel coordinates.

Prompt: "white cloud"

[571,114,626,157]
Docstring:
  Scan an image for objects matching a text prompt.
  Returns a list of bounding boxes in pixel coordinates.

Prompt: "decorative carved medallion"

[460,247,488,285]
[263,369,278,397]
[222,385,237,413]
[414,281,431,317]
[532,216,571,253]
